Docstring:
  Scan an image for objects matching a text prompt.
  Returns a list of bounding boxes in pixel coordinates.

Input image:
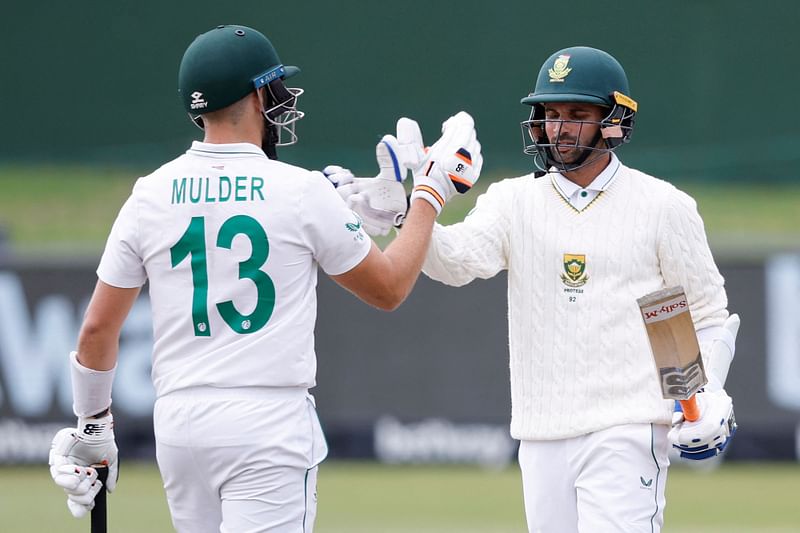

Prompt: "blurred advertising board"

[0,257,798,464]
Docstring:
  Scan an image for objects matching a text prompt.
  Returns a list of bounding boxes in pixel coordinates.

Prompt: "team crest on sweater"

[561,254,589,287]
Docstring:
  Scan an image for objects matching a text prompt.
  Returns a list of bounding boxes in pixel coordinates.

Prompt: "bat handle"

[679,396,701,422]
[91,464,109,533]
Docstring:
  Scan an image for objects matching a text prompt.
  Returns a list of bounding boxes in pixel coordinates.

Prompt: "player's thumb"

[67,497,93,518]
[397,117,423,148]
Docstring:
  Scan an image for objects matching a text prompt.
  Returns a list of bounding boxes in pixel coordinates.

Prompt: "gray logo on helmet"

[190,91,208,110]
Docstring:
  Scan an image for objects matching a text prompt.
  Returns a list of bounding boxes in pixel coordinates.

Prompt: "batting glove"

[332,117,425,236]
[49,413,118,518]
[321,165,355,188]
[411,111,483,215]
[668,389,737,460]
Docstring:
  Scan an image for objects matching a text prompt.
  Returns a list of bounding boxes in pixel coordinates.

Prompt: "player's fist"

[668,389,736,460]
[411,111,483,214]
[49,413,119,518]
[322,165,354,188]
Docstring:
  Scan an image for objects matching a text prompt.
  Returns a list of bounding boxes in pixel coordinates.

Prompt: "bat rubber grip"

[91,464,109,533]
[679,397,701,422]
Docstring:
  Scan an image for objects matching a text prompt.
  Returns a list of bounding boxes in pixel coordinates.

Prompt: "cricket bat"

[91,464,109,533]
[637,286,707,422]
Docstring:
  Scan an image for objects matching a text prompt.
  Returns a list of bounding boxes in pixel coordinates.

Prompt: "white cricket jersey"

[423,161,728,440]
[97,142,371,397]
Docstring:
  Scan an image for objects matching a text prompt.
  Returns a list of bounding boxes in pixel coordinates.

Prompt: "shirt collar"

[551,153,621,197]
[187,141,266,158]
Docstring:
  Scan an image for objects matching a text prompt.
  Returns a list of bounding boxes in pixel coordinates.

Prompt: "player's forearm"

[76,322,120,371]
[75,281,140,370]
[331,200,435,310]
[380,199,436,305]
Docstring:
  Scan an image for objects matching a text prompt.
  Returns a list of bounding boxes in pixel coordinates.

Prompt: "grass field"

[1,461,798,532]
[1,165,798,258]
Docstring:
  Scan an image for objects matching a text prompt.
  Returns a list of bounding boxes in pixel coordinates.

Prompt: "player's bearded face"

[543,103,606,164]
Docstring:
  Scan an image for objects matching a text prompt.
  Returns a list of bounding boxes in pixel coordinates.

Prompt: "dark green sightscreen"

[1,1,797,181]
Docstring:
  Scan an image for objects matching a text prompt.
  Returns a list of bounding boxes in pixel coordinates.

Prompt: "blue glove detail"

[669,390,737,461]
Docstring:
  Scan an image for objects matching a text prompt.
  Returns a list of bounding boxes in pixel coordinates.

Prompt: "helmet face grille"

[519,102,635,174]
[262,86,305,147]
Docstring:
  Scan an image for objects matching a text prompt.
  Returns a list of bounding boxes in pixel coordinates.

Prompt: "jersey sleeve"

[301,172,371,275]
[96,183,147,288]
[657,187,728,330]
[422,180,511,287]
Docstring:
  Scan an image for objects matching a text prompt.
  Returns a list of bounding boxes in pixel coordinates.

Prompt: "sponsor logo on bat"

[641,296,688,323]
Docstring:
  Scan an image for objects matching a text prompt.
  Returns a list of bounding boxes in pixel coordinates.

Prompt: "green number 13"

[170,215,275,336]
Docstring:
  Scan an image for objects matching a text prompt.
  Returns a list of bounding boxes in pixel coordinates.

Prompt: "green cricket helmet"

[519,46,637,173]
[178,25,304,149]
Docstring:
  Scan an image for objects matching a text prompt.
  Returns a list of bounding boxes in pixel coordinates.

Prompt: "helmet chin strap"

[256,86,279,160]
[262,122,279,160]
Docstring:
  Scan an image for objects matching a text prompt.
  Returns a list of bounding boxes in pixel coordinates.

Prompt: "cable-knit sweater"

[423,164,728,440]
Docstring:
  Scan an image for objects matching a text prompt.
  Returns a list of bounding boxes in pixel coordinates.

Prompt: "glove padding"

[332,118,424,236]
[668,389,737,460]
[321,165,355,188]
[49,413,118,518]
[411,111,483,215]
[699,313,740,391]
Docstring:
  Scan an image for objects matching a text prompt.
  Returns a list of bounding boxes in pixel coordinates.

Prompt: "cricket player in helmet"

[48,24,483,532]
[338,45,739,532]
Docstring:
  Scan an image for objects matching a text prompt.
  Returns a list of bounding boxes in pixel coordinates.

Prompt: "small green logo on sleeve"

[345,214,365,241]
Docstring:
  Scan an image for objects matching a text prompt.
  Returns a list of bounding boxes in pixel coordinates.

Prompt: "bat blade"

[637,286,707,421]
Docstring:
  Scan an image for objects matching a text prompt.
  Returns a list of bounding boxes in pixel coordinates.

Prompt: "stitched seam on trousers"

[302,468,310,532]
[648,423,661,533]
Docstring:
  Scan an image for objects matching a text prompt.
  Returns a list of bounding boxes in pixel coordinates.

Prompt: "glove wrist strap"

[76,413,115,443]
[411,184,444,215]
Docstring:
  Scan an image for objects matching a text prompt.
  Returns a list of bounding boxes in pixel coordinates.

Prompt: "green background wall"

[1,1,798,180]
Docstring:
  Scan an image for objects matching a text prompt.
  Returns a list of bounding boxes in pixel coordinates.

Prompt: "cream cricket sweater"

[423,163,728,440]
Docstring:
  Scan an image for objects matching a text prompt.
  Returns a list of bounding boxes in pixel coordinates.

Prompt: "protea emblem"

[561,253,588,287]
[548,55,572,82]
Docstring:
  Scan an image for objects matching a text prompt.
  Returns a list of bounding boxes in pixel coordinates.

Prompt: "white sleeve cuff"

[70,351,115,417]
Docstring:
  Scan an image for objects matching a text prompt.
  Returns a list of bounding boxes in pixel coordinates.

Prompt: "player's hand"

[334,117,424,236]
[668,390,737,460]
[378,117,426,182]
[322,165,355,188]
[49,413,118,518]
[340,179,408,236]
[410,111,483,215]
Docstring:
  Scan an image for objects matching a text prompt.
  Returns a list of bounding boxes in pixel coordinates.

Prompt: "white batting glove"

[381,117,426,181]
[49,413,118,518]
[334,117,426,236]
[668,389,737,460]
[699,313,740,392]
[411,111,483,215]
[321,165,355,188]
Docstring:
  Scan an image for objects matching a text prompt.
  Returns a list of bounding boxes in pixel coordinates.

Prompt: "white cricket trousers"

[153,386,328,533]
[518,423,670,533]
